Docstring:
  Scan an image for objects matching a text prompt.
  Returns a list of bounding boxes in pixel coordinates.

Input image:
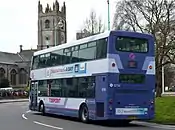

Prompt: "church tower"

[37,0,67,50]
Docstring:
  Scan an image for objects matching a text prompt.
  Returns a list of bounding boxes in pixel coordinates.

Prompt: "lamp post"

[162,57,165,94]
[54,20,64,46]
[107,0,110,31]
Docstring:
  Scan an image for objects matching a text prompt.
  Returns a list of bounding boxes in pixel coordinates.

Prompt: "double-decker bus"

[29,30,155,123]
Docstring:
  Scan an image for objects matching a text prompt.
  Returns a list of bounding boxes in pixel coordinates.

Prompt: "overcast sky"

[0,0,116,53]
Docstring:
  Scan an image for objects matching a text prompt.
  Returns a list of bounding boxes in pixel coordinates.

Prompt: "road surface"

[0,102,172,130]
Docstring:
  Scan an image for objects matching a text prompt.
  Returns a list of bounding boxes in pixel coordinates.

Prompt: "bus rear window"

[119,74,145,84]
[116,36,148,53]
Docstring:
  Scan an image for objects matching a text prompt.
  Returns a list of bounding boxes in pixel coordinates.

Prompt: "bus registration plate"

[115,108,147,115]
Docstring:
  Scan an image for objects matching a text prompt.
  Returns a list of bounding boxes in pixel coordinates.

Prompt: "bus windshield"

[116,36,148,53]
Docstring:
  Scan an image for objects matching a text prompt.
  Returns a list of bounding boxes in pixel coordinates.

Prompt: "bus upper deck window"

[116,36,148,53]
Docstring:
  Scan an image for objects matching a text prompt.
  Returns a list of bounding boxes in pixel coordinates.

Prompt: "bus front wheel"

[39,102,45,116]
[80,105,89,123]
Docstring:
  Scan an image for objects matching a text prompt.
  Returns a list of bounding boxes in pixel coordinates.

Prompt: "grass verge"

[151,96,175,125]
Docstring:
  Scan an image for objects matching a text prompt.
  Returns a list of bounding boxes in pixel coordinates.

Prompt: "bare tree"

[113,0,175,97]
[77,10,105,39]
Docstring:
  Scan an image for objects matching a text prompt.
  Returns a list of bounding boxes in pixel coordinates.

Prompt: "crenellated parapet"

[38,0,66,16]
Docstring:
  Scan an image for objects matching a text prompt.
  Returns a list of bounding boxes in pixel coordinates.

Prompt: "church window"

[19,68,27,84]
[10,69,17,85]
[45,20,50,28]
[0,68,5,79]
[45,36,50,41]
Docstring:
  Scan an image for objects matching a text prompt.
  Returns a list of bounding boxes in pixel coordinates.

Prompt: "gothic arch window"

[19,68,27,84]
[10,69,17,85]
[0,68,5,78]
[45,20,50,28]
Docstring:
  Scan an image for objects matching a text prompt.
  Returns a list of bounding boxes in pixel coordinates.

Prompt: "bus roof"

[34,31,111,56]
[33,30,153,56]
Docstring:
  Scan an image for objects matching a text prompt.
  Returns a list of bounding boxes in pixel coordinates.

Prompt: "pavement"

[0,98,28,103]
[0,100,174,130]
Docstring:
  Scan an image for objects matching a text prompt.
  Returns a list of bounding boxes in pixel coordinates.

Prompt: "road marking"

[22,113,28,120]
[33,121,63,130]
[26,110,31,113]
[22,110,31,120]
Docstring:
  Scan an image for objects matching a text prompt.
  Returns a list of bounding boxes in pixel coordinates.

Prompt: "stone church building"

[0,0,67,88]
[0,46,36,88]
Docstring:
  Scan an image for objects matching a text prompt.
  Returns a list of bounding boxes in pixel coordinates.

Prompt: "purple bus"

[29,30,155,123]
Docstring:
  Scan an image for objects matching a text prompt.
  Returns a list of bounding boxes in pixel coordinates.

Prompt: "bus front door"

[30,82,38,110]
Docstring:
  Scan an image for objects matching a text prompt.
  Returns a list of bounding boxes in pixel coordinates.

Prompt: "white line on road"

[22,114,28,120]
[26,110,31,113]
[22,110,31,120]
[33,121,63,130]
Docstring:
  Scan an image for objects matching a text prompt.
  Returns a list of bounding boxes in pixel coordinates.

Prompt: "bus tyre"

[40,103,45,116]
[121,120,131,126]
[80,105,89,123]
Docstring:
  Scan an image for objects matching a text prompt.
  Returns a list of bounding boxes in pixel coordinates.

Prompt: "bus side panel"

[40,97,85,118]
[85,99,96,120]
[146,74,155,119]
[94,74,108,120]
[43,98,98,120]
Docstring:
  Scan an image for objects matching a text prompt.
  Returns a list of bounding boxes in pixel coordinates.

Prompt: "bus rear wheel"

[80,105,89,123]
